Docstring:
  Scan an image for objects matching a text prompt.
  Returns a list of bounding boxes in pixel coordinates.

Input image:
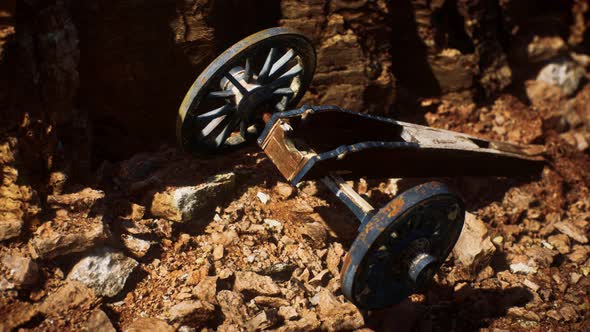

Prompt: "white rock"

[537,60,585,95]
[68,248,138,297]
[263,219,283,233]
[257,192,270,204]
[510,262,537,274]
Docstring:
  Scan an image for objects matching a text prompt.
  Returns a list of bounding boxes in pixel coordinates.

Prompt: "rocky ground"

[3,1,590,329]
[2,58,590,331]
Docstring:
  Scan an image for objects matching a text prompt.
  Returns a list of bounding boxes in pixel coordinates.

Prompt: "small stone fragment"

[124,318,175,332]
[276,309,321,332]
[526,247,556,268]
[246,309,278,331]
[309,269,331,287]
[274,182,294,199]
[213,244,224,260]
[559,304,578,322]
[526,35,566,62]
[555,221,588,244]
[216,290,249,324]
[234,271,280,296]
[326,243,344,277]
[167,300,215,325]
[211,230,239,246]
[507,307,541,322]
[523,279,540,292]
[278,306,299,321]
[40,281,98,317]
[510,255,538,274]
[0,254,39,290]
[253,296,290,308]
[492,236,503,246]
[0,218,23,241]
[194,276,218,304]
[122,234,151,258]
[187,262,211,286]
[316,288,364,330]
[264,219,283,233]
[257,191,270,204]
[67,248,138,297]
[547,309,562,321]
[548,234,571,254]
[300,221,327,249]
[453,212,496,272]
[568,245,590,263]
[85,309,116,332]
[570,272,582,284]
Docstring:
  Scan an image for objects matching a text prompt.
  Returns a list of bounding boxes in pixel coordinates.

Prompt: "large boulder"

[67,248,138,297]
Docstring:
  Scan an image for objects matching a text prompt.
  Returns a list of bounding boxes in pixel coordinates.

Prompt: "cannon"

[176,27,544,309]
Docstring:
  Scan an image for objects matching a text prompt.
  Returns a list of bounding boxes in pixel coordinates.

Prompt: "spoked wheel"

[341,182,465,309]
[177,27,316,154]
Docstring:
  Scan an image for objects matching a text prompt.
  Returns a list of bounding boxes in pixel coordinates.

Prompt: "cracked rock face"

[67,248,138,297]
[29,188,107,259]
[151,172,236,223]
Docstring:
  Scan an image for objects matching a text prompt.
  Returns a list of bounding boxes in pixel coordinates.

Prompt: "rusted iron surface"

[340,181,465,309]
[259,105,545,185]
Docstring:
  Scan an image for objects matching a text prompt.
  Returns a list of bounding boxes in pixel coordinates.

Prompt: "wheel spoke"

[200,114,228,137]
[258,48,277,82]
[267,64,302,90]
[196,104,233,121]
[224,73,249,96]
[269,49,295,78]
[273,87,294,96]
[275,102,286,111]
[244,58,252,82]
[209,90,235,98]
[240,120,247,139]
[279,63,302,80]
[214,117,239,146]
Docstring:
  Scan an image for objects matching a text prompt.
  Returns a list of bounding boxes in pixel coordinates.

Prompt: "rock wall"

[1,0,590,233]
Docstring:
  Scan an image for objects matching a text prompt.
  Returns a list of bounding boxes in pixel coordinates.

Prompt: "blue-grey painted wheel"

[177,27,316,154]
[341,181,465,309]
